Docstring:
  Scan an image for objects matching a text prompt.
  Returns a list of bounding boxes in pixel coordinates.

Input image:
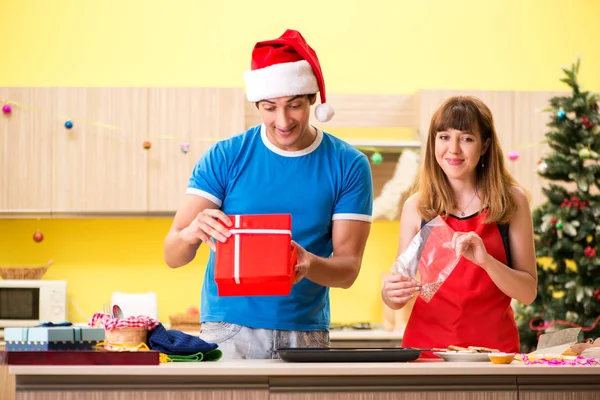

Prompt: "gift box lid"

[5,326,105,342]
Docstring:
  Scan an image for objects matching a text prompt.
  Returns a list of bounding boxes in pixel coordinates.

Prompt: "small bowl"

[488,352,516,364]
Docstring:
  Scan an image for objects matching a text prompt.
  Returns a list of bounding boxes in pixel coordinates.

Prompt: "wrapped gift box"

[5,326,105,351]
[215,214,297,296]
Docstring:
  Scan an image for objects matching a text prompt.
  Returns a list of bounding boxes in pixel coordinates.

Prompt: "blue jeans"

[199,322,330,359]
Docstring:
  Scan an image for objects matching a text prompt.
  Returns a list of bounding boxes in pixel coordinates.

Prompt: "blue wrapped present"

[5,326,105,351]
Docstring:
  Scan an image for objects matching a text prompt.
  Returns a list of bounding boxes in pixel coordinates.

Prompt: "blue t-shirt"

[187,124,373,331]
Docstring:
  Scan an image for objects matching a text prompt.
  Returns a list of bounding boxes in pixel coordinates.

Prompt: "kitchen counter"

[10,359,600,400]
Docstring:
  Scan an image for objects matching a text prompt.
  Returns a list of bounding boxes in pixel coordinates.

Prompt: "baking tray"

[277,347,421,363]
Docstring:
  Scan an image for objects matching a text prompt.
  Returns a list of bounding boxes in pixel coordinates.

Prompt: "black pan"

[276,347,422,363]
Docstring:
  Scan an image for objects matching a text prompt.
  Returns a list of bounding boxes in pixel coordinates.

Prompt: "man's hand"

[291,240,313,283]
[179,209,232,252]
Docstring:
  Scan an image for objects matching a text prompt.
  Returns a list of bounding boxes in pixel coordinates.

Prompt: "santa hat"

[243,29,335,123]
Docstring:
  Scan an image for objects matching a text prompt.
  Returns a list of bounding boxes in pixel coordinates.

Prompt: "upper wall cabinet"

[0,87,564,215]
[0,88,245,215]
[146,88,245,212]
[52,88,149,212]
[0,88,54,213]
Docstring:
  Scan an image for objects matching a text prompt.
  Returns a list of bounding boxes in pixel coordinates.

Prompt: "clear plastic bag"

[390,216,460,302]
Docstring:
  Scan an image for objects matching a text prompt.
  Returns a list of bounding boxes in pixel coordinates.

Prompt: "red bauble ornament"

[584,246,597,258]
[581,115,594,129]
[33,230,44,243]
[550,217,558,225]
[143,141,152,150]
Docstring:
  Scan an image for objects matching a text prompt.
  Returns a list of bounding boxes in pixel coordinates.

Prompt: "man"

[164,29,373,359]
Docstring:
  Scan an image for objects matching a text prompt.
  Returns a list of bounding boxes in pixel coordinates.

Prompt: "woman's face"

[434,127,487,182]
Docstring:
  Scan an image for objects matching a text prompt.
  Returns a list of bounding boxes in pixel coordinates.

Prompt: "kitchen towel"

[147,323,219,356]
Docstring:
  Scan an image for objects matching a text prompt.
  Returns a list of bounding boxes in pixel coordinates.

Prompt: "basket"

[0,260,53,280]
[104,327,147,351]
[169,313,200,326]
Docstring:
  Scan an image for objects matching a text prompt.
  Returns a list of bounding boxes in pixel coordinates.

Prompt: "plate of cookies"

[433,345,499,362]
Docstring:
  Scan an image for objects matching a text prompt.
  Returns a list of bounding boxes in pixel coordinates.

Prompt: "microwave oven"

[0,280,67,328]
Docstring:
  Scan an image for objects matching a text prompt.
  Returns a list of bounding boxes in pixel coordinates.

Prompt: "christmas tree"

[514,58,600,352]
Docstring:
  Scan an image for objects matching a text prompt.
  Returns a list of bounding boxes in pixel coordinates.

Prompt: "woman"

[382,96,537,354]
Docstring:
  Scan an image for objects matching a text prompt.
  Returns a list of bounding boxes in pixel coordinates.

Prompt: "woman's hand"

[179,209,232,252]
[382,274,421,308]
[448,231,489,267]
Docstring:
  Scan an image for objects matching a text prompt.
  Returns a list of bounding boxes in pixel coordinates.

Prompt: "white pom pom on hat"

[243,29,335,122]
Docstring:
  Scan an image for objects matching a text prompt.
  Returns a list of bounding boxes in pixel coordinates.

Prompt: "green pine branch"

[514,57,600,352]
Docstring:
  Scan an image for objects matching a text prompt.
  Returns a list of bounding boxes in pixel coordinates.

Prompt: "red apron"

[401,212,520,357]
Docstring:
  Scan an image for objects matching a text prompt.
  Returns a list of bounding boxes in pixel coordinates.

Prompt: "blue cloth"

[187,124,373,331]
[36,322,73,327]
[147,324,218,356]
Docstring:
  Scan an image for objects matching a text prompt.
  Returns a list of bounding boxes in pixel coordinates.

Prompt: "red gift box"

[214,214,297,296]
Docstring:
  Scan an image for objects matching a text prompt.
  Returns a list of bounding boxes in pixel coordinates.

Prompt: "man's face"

[257,95,316,151]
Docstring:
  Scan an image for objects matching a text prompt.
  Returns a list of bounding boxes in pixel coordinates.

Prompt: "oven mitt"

[147,323,219,356]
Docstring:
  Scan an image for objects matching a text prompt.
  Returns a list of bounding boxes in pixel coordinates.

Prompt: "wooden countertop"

[9,359,600,376]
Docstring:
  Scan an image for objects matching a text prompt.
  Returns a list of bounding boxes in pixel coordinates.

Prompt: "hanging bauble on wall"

[370,152,383,164]
[180,142,190,154]
[64,120,73,129]
[508,150,519,161]
[143,141,152,150]
[33,230,44,243]
[2,104,11,115]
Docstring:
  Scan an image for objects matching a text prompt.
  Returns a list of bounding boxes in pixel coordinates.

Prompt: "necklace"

[458,192,478,217]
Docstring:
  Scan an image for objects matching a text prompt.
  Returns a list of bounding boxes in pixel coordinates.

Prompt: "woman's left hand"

[447,231,489,267]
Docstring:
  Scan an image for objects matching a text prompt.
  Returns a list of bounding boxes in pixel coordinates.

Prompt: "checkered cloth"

[89,312,160,331]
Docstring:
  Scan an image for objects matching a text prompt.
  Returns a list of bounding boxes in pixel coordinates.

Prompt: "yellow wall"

[1,0,600,325]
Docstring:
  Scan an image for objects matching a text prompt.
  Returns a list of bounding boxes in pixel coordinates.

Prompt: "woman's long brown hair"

[412,96,525,224]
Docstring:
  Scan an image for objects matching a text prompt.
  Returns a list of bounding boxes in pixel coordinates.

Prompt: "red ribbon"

[529,314,600,333]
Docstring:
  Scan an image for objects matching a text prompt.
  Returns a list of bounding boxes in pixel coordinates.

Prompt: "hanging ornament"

[581,115,594,129]
[550,216,558,225]
[2,104,11,115]
[33,230,44,243]
[180,142,190,154]
[370,152,383,164]
[556,109,566,120]
[587,235,593,244]
[508,150,519,161]
[579,148,592,159]
[556,221,563,229]
[64,120,73,129]
[537,161,548,173]
[143,141,152,150]
[584,246,597,258]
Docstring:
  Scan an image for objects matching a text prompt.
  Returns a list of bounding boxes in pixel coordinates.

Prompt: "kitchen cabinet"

[146,88,245,212]
[0,345,15,400]
[11,390,268,400]
[0,88,54,213]
[52,88,149,212]
[0,87,245,214]
[271,392,516,400]
[10,361,600,400]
